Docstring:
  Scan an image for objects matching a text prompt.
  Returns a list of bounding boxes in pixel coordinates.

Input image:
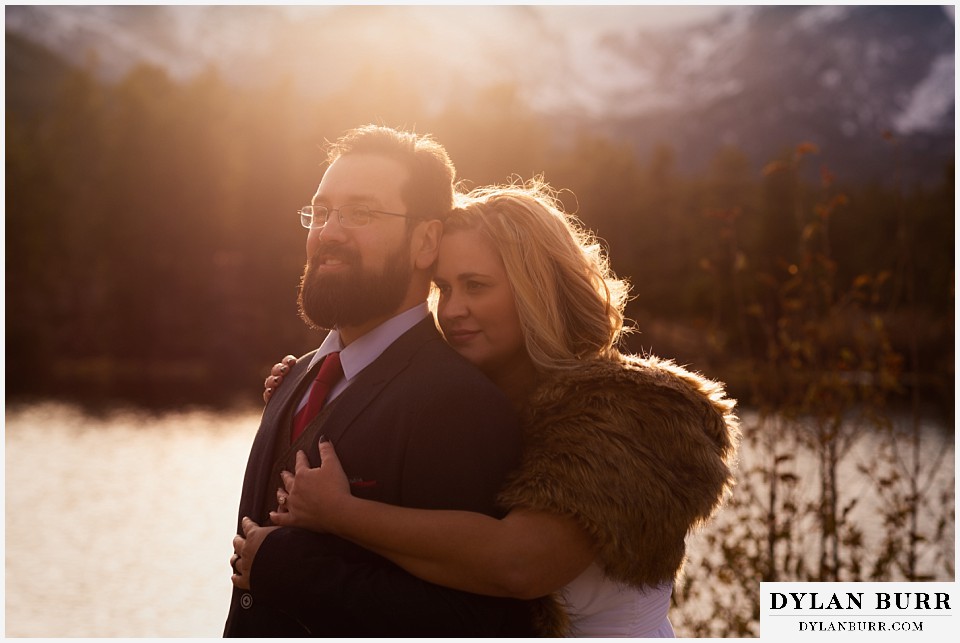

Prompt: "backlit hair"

[442,178,631,372]
[325,124,456,223]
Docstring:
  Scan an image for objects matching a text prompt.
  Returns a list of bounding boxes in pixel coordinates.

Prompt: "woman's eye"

[434,283,451,296]
[466,281,486,291]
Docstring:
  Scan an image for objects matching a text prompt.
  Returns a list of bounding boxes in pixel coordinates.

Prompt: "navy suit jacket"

[223,317,534,637]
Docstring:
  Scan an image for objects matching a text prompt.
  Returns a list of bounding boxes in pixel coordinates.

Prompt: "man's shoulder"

[292,347,321,370]
[391,321,512,407]
[405,328,493,384]
[390,319,484,376]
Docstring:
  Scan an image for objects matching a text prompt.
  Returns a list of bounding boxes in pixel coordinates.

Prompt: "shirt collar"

[307,303,430,381]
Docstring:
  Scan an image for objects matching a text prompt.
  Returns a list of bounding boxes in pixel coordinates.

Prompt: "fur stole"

[499,354,740,635]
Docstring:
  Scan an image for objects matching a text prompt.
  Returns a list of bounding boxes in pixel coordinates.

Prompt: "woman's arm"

[271,442,595,599]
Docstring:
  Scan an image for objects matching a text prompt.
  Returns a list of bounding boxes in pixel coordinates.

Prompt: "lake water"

[5,402,258,637]
[4,402,954,637]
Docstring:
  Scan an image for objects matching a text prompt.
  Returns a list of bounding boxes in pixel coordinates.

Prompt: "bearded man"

[223,125,533,636]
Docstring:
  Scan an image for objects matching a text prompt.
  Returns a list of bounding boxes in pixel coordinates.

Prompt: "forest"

[6,35,953,419]
[5,30,955,637]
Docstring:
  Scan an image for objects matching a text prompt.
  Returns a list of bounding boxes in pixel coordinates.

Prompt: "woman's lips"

[446,329,481,345]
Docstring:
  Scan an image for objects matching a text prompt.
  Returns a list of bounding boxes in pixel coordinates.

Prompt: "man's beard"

[298,239,413,330]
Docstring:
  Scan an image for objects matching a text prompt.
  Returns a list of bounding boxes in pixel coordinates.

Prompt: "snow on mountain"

[893,53,955,134]
[794,5,854,32]
[5,4,290,81]
[6,4,953,183]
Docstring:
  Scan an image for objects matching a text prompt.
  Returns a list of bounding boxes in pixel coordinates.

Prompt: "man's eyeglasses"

[298,204,422,229]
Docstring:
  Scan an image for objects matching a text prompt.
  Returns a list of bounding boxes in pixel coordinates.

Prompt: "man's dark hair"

[326,125,456,223]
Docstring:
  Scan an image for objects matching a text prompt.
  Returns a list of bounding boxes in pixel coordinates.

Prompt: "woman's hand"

[270,439,353,533]
[230,517,280,590]
[263,355,297,403]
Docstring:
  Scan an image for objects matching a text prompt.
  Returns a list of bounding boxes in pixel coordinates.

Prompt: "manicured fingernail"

[280,365,288,374]
[318,434,328,443]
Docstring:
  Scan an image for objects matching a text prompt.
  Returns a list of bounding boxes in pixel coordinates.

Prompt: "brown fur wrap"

[499,354,740,605]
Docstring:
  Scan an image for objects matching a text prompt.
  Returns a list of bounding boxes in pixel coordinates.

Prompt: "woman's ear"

[412,220,443,270]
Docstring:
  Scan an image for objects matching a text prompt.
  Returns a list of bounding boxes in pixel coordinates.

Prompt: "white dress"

[561,563,675,637]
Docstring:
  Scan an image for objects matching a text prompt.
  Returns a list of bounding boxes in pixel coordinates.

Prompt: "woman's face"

[434,229,528,380]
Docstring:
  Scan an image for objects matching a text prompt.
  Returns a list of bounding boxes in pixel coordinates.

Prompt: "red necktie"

[292,352,343,443]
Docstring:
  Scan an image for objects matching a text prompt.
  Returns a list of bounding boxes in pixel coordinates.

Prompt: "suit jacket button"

[240,593,253,609]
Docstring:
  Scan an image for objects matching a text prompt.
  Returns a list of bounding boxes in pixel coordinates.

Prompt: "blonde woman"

[264,181,739,636]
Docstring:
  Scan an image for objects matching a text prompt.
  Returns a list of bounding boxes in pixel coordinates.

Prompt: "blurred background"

[4,4,955,638]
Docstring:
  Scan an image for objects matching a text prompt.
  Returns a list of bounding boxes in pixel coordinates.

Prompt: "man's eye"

[345,206,372,225]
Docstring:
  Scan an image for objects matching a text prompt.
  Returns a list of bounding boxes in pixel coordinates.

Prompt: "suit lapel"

[302,318,440,461]
[264,355,317,429]
[240,352,318,522]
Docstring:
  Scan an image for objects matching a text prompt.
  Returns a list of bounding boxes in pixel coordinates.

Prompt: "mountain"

[595,6,955,183]
[5,4,954,184]
[5,29,74,118]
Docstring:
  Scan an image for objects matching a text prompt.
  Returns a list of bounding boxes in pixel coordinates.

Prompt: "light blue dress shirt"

[294,303,431,414]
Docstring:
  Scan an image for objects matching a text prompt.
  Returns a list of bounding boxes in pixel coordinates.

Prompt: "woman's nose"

[439,290,468,320]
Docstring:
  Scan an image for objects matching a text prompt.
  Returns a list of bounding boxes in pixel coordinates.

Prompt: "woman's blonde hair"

[437,178,631,372]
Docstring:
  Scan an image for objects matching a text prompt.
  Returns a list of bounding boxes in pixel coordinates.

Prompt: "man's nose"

[316,213,349,241]
[306,217,346,254]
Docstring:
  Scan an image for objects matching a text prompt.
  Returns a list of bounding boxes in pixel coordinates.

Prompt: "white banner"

[761,582,956,640]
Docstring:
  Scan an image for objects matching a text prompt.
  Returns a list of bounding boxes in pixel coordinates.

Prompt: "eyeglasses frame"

[298,204,423,229]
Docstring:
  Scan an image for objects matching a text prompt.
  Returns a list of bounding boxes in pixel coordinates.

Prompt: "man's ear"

[412,220,443,270]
